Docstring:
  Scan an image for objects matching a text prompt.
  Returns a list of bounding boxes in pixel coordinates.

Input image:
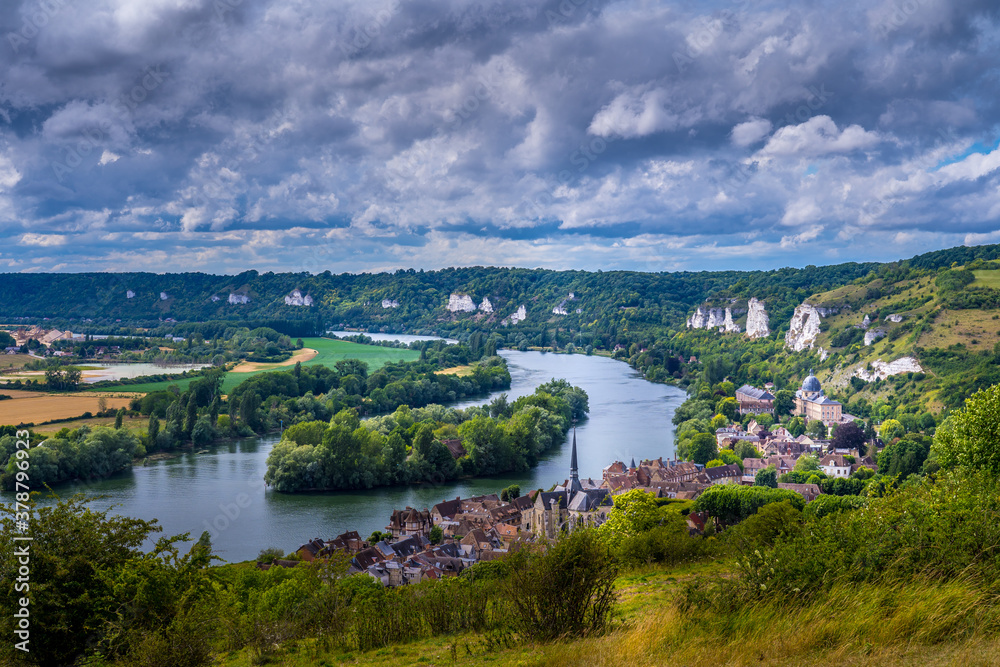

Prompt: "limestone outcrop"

[745,298,770,338]
[853,357,923,382]
[503,305,527,325]
[785,303,823,351]
[381,299,399,308]
[447,294,477,313]
[479,297,493,313]
[284,290,314,307]
[864,329,886,346]
[228,293,250,305]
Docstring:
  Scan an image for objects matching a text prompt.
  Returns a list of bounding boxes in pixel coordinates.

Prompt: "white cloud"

[99,150,121,165]
[761,116,881,157]
[731,118,773,147]
[20,234,68,247]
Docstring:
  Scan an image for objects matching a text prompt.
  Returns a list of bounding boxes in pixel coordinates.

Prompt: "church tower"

[569,427,583,493]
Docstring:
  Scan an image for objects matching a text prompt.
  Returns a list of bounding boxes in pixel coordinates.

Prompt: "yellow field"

[0,391,133,426]
[435,365,473,376]
[31,414,147,435]
[230,347,319,373]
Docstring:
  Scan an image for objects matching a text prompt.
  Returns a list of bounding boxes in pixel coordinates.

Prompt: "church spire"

[569,426,582,493]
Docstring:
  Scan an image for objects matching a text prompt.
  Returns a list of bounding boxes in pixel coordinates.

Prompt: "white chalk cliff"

[745,298,770,338]
[504,305,527,325]
[853,357,923,382]
[126,290,135,299]
[721,308,741,333]
[381,299,399,308]
[785,304,823,351]
[886,314,903,323]
[864,329,886,346]
[228,293,250,305]
[284,290,314,306]
[479,297,493,313]
[160,292,169,301]
[447,294,477,313]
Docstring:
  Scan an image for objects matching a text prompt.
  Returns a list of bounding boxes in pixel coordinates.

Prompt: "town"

[265,374,880,585]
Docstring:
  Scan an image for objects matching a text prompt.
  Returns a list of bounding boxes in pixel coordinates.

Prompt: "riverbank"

[9,351,686,562]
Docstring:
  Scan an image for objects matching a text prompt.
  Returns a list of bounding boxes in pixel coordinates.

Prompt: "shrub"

[505,530,618,640]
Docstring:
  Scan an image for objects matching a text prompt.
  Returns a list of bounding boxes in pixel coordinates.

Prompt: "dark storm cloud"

[0,0,999,274]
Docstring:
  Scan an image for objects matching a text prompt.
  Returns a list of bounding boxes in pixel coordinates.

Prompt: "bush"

[505,530,618,640]
[694,484,805,526]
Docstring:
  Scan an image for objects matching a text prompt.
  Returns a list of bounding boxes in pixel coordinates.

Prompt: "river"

[27,351,686,563]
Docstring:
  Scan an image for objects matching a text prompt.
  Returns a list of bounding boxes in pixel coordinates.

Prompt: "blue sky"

[1,0,1000,274]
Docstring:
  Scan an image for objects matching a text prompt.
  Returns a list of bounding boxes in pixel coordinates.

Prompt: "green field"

[973,269,1000,288]
[86,338,421,394]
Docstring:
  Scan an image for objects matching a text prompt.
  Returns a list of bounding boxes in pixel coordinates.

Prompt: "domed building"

[794,371,842,426]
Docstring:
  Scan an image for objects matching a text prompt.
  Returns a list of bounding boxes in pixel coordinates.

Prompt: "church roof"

[801,373,821,393]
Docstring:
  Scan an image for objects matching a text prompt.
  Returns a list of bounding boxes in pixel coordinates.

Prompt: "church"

[793,372,843,426]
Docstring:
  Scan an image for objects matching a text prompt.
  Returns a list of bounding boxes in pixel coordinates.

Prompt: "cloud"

[760,116,882,157]
[20,234,69,247]
[731,118,773,147]
[0,0,998,273]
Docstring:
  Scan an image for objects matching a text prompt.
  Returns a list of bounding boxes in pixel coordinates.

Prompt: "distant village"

[264,373,880,586]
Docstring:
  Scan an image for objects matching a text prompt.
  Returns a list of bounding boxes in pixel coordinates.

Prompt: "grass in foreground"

[213,561,1000,667]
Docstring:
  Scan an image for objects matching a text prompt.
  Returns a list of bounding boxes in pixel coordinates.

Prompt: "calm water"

[83,362,211,383]
[23,351,685,562]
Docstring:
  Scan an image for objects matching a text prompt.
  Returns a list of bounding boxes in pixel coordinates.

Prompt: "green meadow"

[87,338,421,394]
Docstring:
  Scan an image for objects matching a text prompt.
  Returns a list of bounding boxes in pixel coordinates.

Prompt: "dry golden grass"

[230,347,319,373]
[0,392,133,426]
[32,414,147,435]
[436,365,474,376]
[916,309,1000,350]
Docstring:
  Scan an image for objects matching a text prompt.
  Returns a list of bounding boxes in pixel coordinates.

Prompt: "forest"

[264,379,589,491]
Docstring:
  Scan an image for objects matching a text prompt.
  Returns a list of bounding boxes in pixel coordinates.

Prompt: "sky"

[1,0,999,275]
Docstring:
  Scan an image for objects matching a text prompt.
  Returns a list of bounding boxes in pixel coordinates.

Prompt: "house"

[386,506,432,538]
[296,538,329,562]
[736,385,775,415]
[742,457,768,483]
[441,439,466,459]
[820,454,852,479]
[431,497,462,525]
[698,463,741,486]
[649,480,707,499]
[778,483,822,502]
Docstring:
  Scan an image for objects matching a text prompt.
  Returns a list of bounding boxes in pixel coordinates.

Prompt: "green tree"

[688,432,718,466]
[734,440,760,461]
[114,408,125,429]
[794,453,819,472]
[773,390,795,417]
[429,525,444,544]
[0,497,181,665]
[754,464,778,488]
[807,419,827,439]
[717,397,739,420]
[500,484,521,502]
[788,416,806,437]
[599,489,666,547]
[933,384,1000,472]
[147,414,160,445]
[880,418,905,442]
